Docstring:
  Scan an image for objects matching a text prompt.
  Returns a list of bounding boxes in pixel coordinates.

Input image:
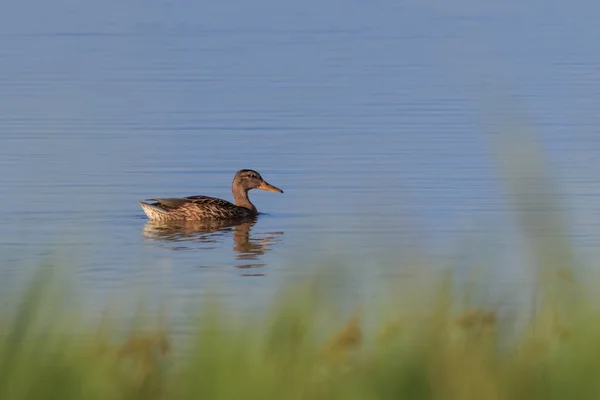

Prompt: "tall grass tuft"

[2,262,600,400]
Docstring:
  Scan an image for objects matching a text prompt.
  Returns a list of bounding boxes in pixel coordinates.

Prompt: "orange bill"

[258,181,284,193]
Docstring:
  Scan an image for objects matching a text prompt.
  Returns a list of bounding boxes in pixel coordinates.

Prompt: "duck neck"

[232,185,257,212]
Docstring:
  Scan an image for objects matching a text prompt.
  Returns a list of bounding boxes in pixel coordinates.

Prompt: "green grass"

[0,261,596,400]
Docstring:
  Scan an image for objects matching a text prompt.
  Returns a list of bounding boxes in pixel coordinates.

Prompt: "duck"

[138,169,283,222]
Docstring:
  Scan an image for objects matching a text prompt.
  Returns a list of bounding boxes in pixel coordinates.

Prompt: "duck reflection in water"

[141,217,283,269]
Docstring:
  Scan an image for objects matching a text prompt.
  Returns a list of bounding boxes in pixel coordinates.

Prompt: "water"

[2,0,600,314]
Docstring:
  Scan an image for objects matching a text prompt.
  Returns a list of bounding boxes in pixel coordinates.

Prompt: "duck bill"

[258,181,284,193]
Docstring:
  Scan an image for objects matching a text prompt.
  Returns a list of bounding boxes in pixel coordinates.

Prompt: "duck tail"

[138,201,167,221]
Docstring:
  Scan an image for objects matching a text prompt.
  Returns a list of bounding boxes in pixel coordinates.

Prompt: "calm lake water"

[2,1,600,315]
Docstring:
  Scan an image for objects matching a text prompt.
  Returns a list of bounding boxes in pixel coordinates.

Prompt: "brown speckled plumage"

[138,169,283,222]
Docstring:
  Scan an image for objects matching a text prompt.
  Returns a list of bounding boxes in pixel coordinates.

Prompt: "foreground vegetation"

[0,262,595,400]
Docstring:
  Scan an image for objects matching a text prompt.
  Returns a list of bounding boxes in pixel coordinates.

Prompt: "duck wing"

[148,196,235,210]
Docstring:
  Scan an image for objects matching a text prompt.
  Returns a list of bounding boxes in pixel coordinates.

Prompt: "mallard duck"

[138,169,283,222]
